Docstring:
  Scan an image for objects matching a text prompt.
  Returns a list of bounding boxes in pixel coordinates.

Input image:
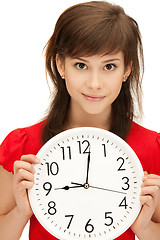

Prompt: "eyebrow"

[72,57,121,63]
[72,57,89,62]
[102,58,121,63]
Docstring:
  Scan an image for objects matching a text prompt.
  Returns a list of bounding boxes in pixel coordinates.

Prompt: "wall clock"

[28,127,143,240]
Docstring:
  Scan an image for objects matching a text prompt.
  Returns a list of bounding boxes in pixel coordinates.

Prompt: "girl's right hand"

[13,155,40,219]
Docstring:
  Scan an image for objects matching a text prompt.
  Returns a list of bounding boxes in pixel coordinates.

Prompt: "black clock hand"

[85,148,91,185]
[71,182,84,186]
[55,184,84,190]
[71,182,126,194]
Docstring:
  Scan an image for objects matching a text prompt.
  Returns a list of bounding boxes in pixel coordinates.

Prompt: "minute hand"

[71,182,127,194]
[85,150,91,184]
[89,185,126,194]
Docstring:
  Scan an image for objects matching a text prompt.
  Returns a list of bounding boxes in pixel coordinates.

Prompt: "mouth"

[82,93,106,102]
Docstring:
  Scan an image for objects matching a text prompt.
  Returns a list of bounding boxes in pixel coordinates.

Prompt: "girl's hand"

[131,172,160,235]
[13,155,40,219]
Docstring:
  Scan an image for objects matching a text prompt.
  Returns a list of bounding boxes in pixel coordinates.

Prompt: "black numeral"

[65,215,74,229]
[77,140,90,154]
[45,162,59,176]
[117,157,125,171]
[105,212,113,226]
[119,197,128,209]
[48,201,57,215]
[122,177,130,190]
[85,219,94,233]
[43,182,52,196]
[102,144,106,157]
[61,146,71,160]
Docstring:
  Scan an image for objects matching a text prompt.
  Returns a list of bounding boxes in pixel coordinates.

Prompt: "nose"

[86,71,102,90]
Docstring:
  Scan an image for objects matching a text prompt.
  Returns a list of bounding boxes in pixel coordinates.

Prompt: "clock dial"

[28,127,143,240]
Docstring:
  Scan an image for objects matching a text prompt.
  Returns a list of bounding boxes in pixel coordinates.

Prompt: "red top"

[0,121,160,240]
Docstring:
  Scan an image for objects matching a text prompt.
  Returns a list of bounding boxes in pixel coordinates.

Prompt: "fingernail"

[35,157,40,163]
[142,176,148,180]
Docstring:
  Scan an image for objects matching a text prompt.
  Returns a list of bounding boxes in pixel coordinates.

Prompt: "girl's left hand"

[131,172,160,235]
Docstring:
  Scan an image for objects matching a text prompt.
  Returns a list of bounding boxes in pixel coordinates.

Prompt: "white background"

[0,0,159,239]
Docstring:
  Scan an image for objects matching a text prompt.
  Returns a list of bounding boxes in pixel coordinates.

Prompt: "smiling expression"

[56,52,131,125]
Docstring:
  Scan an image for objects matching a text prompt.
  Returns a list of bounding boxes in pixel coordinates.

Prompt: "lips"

[82,93,106,102]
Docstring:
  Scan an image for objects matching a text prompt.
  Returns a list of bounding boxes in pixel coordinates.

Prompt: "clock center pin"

[84,183,89,189]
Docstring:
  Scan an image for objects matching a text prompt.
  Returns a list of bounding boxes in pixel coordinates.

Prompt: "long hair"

[41,1,144,144]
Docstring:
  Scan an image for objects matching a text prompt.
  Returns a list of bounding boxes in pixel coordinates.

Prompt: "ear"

[56,54,65,78]
[123,61,132,82]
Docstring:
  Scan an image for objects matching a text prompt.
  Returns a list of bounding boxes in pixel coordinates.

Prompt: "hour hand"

[55,184,84,190]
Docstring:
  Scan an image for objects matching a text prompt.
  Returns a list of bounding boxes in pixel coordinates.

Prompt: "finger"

[16,168,35,183]
[140,195,153,207]
[14,160,36,174]
[21,154,40,164]
[141,185,159,197]
[142,172,149,181]
[20,180,34,190]
[143,174,160,180]
[142,178,160,188]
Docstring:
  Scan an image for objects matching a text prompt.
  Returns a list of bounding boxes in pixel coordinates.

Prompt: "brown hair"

[41,1,144,144]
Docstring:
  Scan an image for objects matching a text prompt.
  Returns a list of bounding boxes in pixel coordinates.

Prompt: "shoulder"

[23,120,45,144]
[129,121,158,137]
[0,121,45,173]
[2,120,44,151]
[126,122,160,174]
[127,122,159,145]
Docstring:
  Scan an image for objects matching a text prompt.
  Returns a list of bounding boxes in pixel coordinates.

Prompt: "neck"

[64,104,112,131]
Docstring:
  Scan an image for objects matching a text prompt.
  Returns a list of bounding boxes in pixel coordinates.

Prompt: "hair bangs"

[62,15,127,58]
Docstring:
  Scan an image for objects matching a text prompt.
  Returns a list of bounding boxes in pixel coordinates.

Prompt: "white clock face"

[28,127,143,240]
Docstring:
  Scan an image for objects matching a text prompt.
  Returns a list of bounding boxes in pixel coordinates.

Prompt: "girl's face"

[56,52,131,122]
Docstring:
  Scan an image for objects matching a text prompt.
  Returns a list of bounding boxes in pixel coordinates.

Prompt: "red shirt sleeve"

[0,129,29,173]
[148,133,160,175]
[126,123,160,176]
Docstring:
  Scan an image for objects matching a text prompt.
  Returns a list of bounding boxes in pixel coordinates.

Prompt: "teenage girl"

[0,1,160,240]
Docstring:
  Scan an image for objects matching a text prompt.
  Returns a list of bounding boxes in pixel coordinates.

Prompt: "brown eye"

[75,63,87,70]
[104,64,116,71]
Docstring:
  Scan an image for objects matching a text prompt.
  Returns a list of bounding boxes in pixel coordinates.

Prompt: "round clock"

[28,127,143,240]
